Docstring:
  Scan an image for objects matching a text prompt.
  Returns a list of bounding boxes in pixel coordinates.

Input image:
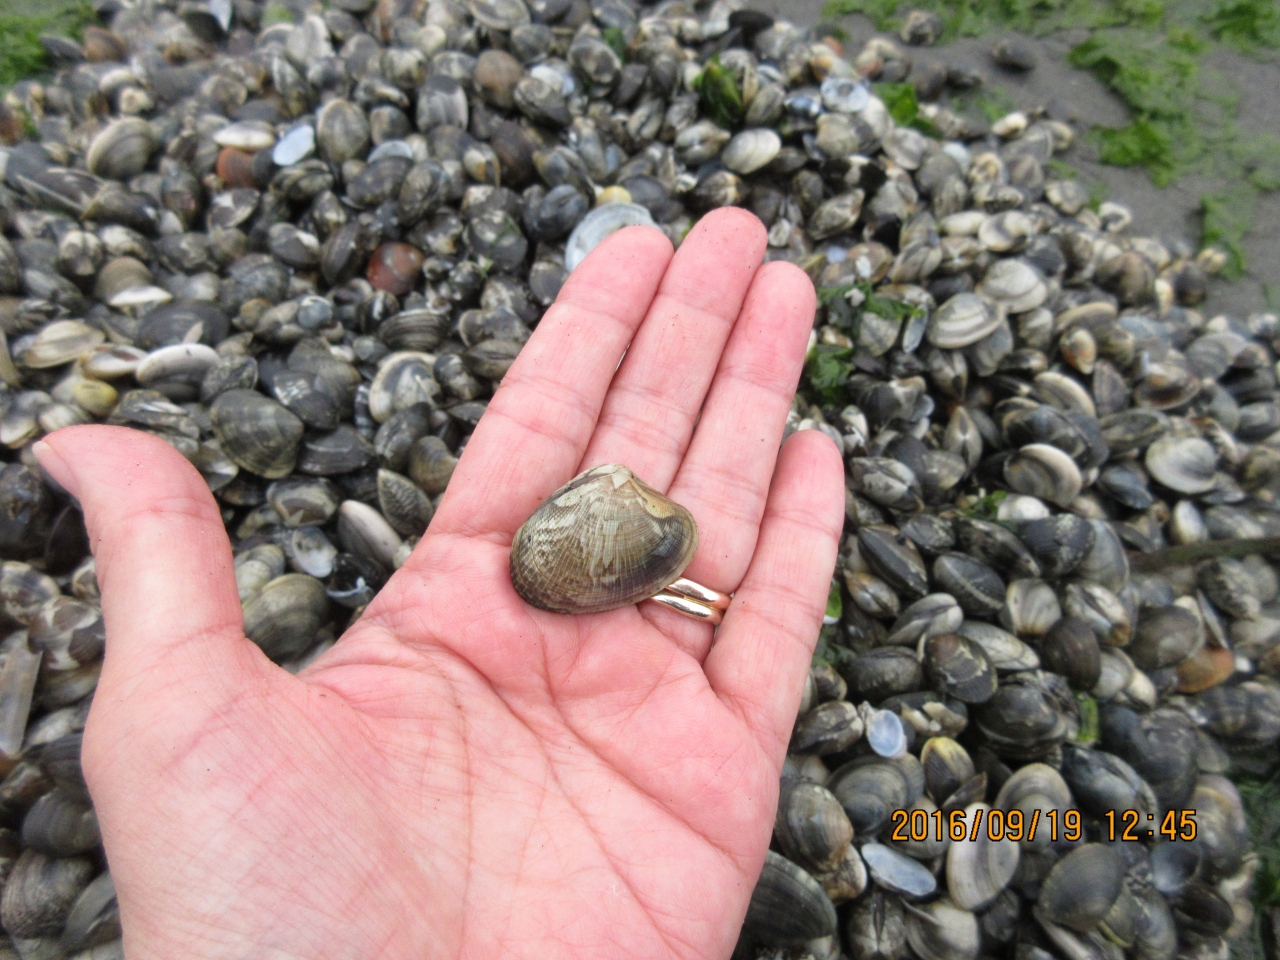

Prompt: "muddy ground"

[748,0,1280,320]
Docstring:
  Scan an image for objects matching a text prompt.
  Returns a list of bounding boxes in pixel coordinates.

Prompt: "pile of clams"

[0,0,1273,955]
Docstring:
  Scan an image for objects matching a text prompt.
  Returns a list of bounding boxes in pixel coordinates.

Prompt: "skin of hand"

[33,208,845,960]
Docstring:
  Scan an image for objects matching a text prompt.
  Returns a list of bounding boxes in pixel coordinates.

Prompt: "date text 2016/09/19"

[888,808,1198,843]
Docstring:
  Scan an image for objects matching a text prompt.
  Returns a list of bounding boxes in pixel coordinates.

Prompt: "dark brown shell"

[509,464,698,615]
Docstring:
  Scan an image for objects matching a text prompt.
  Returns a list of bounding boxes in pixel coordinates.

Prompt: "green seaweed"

[812,629,859,674]
[261,2,296,25]
[1063,28,1232,186]
[975,88,1019,123]
[602,27,627,61]
[875,82,920,126]
[1073,693,1099,744]
[0,0,95,88]
[1166,24,1208,52]
[1201,187,1255,279]
[0,16,48,88]
[824,0,1177,42]
[959,489,1007,521]
[690,54,744,129]
[1221,132,1280,192]
[1094,118,1180,185]
[822,2,1265,188]
[817,284,853,305]
[1087,179,1109,210]
[862,287,924,325]
[1238,774,1280,909]
[804,344,855,405]
[1203,0,1280,51]
[1047,158,1079,179]
[819,284,859,331]
[1068,31,1199,119]
[1266,283,1280,311]
[824,580,843,624]
[821,0,901,29]
[872,82,940,136]
[820,282,922,339]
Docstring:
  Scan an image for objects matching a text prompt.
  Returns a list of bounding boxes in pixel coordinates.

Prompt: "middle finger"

[578,207,767,488]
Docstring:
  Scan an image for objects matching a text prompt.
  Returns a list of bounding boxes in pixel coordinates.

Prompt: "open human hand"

[34,207,845,960]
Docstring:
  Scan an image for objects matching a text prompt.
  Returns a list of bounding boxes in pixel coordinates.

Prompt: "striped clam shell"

[510,464,698,615]
[926,292,999,349]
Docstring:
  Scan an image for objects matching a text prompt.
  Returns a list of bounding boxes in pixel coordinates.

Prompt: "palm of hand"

[36,210,844,960]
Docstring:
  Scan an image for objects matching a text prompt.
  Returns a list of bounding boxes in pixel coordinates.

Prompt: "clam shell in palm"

[510,464,698,615]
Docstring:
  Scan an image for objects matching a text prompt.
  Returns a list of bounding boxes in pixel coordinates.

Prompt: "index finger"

[428,226,673,540]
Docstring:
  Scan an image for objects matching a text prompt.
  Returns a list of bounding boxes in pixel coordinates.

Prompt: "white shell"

[927,293,998,349]
[136,344,221,387]
[820,76,870,113]
[273,125,316,166]
[945,802,1020,910]
[214,121,277,152]
[1145,435,1217,494]
[1001,578,1061,637]
[721,128,781,175]
[904,899,980,960]
[978,259,1047,313]
[564,203,656,271]
[1003,443,1083,507]
[368,352,440,423]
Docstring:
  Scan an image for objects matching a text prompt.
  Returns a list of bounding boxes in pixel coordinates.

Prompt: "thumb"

[34,424,263,704]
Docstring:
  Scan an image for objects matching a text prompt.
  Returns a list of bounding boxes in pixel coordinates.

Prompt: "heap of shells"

[0,0,1272,956]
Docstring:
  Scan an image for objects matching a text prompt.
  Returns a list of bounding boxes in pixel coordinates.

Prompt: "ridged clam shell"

[956,621,1040,673]
[924,634,997,703]
[21,789,99,857]
[978,259,1046,312]
[775,777,855,873]
[722,128,782,175]
[469,0,530,29]
[1000,578,1061,637]
[887,594,961,647]
[213,120,276,152]
[809,191,864,241]
[86,118,154,180]
[745,851,839,946]
[1144,435,1217,494]
[926,293,997,349]
[0,850,94,938]
[242,573,327,662]
[1003,444,1082,508]
[792,700,863,755]
[921,736,974,804]
[18,322,105,369]
[1036,843,1124,933]
[210,389,304,480]
[316,99,370,165]
[509,464,697,615]
[368,353,440,424]
[376,469,434,537]
[337,501,403,571]
[61,871,119,955]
